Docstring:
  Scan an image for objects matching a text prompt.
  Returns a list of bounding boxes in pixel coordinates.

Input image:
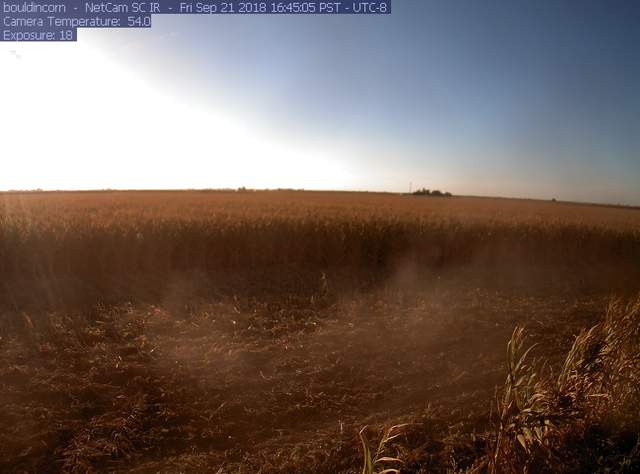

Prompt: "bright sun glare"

[0,39,354,191]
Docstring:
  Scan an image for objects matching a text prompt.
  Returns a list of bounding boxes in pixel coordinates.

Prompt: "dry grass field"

[1,190,640,473]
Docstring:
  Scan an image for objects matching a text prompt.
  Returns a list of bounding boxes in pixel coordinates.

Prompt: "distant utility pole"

[409,182,412,193]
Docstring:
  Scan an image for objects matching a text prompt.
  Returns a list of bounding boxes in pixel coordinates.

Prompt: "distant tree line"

[412,188,452,197]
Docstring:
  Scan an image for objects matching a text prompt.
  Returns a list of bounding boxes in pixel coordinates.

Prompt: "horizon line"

[1,187,638,210]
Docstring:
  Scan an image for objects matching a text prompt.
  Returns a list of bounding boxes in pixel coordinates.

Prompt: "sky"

[1,0,639,204]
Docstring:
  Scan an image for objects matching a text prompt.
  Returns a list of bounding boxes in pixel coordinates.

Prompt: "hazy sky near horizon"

[1,0,639,204]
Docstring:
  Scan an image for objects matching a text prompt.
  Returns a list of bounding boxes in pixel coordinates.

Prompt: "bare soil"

[0,282,612,473]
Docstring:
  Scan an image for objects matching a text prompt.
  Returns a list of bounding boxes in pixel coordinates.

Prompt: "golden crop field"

[1,190,639,473]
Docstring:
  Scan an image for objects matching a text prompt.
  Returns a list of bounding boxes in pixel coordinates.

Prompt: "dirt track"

[1,283,608,473]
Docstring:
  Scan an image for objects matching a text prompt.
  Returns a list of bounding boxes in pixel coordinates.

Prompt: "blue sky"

[1,0,639,204]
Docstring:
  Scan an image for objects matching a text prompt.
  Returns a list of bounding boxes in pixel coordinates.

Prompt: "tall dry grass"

[487,296,640,473]
[356,296,640,473]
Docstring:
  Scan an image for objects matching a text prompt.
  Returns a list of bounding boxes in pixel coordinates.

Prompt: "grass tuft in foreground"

[359,424,408,474]
[487,296,640,473]
[362,295,640,473]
